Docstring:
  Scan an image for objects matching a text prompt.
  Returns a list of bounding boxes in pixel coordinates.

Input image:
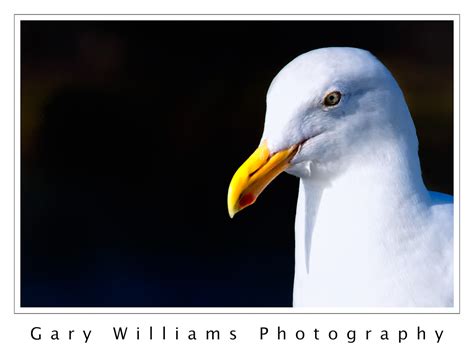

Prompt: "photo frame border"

[13,13,461,314]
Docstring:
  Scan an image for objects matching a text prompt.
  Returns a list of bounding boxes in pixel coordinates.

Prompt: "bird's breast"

[292,169,444,307]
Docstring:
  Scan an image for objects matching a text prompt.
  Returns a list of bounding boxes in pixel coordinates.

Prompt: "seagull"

[227,47,453,307]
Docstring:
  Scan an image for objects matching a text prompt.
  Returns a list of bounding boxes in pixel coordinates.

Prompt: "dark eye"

[323,91,342,107]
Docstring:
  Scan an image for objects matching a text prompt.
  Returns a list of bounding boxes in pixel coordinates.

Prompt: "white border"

[14,14,460,314]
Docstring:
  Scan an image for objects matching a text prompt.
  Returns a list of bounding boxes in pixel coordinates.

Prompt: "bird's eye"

[323,91,342,107]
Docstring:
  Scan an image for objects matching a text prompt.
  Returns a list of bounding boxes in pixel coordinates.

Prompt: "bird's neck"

[301,135,429,223]
[293,139,431,305]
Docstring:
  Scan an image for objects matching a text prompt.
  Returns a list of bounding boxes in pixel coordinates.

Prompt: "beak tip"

[228,206,237,219]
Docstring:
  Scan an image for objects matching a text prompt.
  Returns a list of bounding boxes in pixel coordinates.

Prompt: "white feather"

[262,48,453,307]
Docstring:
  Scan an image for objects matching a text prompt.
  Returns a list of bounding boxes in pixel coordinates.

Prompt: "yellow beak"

[227,140,299,218]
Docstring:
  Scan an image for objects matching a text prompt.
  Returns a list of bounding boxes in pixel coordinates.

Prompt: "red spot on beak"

[239,193,256,208]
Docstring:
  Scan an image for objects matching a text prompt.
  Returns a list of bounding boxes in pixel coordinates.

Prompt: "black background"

[21,20,453,307]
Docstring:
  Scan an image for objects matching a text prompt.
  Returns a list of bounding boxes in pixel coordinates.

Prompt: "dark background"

[21,20,453,307]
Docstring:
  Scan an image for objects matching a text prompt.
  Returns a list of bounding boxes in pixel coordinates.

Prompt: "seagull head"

[227,47,418,218]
